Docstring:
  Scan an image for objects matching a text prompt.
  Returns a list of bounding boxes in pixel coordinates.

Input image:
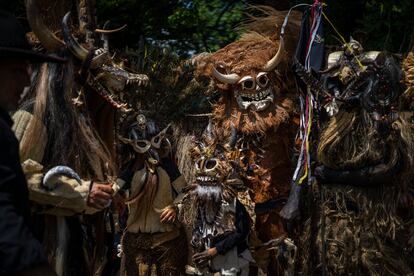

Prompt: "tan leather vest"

[126,167,176,233]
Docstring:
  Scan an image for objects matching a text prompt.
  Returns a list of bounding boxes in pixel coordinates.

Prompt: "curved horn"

[100,21,110,51]
[95,24,127,34]
[319,64,340,74]
[43,166,82,189]
[212,67,240,84]
[26,0,65,51]
[62,12,89,60]
[263,36,285,71]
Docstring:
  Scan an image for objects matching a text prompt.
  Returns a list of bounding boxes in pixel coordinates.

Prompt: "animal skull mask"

[119,115,172,165]
[26,0,149,112]
[211,37,285,112]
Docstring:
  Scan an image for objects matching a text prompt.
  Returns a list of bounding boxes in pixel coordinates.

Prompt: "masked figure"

[11,1,148,275]
[194,7,301,274]
[181,129,253,276]
[118,114,187,276]
[299,42,414,275]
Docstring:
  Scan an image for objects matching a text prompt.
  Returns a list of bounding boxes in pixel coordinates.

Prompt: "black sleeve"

[161,157,181,182]
[119,160,137,190]
[214,200,250,255]
[0,120,47,273]
[0,165,47,274]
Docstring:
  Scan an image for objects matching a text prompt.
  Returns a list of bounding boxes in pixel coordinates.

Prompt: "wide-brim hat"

[0,10,65,63]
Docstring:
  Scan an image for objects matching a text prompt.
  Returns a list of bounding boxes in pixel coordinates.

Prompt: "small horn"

[43,166,81,190]
[100,21,110,51]
[95,24,127,34]
[212,67,240,84]
[118,135,135,145]
[319,64,340,74]
[263,37,285,71]
[26,0,65,51]
[62,12,89,60]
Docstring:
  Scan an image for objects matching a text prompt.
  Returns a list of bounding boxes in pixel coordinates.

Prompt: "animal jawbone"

[235,87,274,111]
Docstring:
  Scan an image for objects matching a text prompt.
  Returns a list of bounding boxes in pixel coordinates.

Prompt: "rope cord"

[322,11,365,70]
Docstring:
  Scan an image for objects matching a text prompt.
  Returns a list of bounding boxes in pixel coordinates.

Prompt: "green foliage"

[96,0,246,56]
[167,0,245,54]
[359,0,414,53]
[120,44,211,122]
[3,0,413,55]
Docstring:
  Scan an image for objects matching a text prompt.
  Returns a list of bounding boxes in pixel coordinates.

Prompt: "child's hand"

[160,206,176,223]
[193,248,218,265]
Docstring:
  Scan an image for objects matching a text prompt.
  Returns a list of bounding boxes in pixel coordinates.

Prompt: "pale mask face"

[136,114,146,132]
[119,119,172,166]
[234,72,275,111]
[192,142,231,188]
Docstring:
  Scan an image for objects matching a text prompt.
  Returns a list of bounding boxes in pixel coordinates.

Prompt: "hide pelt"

[194,7,301,274]
[121,230,188,276]
[299,109,414,275]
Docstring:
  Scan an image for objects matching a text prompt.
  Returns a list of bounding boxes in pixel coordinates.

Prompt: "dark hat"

[0,10,65,63]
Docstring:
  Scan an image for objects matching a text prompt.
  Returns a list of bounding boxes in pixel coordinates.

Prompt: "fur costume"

[195,7,301,274]
[121,229,187,276]
[299,45,414,275]
[180,132,253,276]
[12,1,148,275]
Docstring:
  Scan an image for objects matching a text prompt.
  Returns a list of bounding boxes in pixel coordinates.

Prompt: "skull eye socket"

[136,140,150,148]
[205,159,218,171]
[242,79,255,90]
[257,73,269,87]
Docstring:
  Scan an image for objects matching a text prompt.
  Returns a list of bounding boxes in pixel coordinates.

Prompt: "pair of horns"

[26,0,125,55]
[212,36,285,84]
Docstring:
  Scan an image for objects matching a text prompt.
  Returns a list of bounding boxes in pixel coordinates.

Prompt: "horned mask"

[211,36,285,112]
[26,0,149,112]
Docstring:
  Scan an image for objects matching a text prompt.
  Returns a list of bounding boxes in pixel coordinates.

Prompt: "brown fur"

[121,230,187,276]
[300,108,414,275]
[193,8,301,274]
[402,52,414,111]
[202,9,300,135]
[212,87,294,135]
[403,52,414,88]
[201,8,301,77]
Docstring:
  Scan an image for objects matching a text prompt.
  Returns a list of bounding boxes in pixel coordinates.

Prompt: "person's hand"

[193,248,218,265]
[87,182,114,209]
[160,206,176,223]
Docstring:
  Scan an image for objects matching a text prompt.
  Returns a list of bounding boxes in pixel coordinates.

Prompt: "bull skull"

[27,0,149,112]
[212,36,285,84]
[212,37,284,112]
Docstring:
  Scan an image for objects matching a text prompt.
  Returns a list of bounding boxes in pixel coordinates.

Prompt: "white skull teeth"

[98,88,131,112]
[235,88,274,111]
[126,74,149,87]
[239,90,271,101]
[196,176,217,182]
